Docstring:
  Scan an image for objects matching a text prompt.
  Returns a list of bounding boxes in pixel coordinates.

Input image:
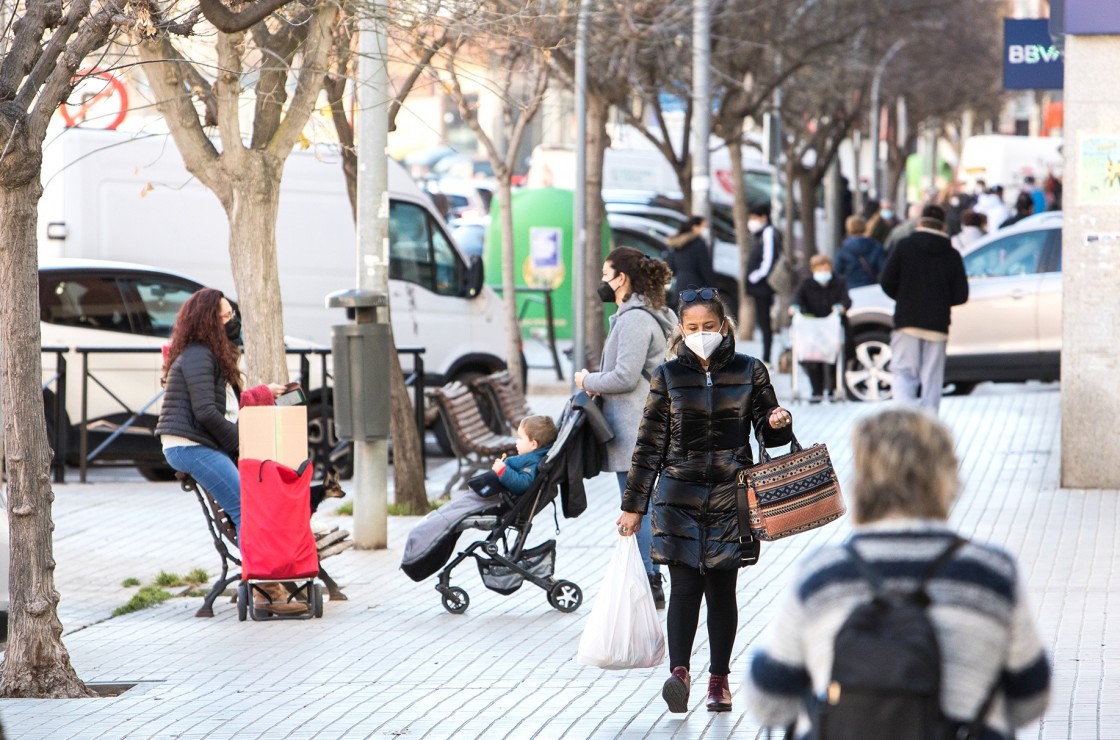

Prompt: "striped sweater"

[745,519,1051,739]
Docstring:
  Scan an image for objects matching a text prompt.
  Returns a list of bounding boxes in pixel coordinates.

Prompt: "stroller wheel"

[547,581,583,613]
[237,583,248,622]
[440,586,470,615]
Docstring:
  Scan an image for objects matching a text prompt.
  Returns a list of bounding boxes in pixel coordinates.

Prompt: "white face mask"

[683,323,725,360]
[748,219,764,234]
[813,271,832,285]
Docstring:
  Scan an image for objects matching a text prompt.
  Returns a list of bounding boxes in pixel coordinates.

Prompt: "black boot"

[649,572,666,609]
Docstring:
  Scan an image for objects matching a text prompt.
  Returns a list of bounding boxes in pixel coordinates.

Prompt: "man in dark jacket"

[744,203,782,365]
[664,216,719,309]
[879,204,969,413]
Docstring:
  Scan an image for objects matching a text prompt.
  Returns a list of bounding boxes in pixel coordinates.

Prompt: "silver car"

[845,211,1062,401]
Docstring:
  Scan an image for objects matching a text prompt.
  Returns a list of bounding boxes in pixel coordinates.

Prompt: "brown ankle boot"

[662,666,690,713]
[706,674,732,712]
[254,583,308,615]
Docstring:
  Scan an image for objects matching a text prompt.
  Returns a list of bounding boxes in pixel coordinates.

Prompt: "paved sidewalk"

[2,383,1117,739]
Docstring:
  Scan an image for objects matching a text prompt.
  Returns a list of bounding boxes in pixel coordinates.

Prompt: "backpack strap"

[844,535,966,598]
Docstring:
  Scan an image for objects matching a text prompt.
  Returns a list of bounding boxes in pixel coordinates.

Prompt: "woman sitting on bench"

[156,288,304,614]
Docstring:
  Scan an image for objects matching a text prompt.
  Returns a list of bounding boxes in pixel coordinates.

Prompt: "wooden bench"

[471,370,534,436]
[178,473,350,618]
[430,381,518,496]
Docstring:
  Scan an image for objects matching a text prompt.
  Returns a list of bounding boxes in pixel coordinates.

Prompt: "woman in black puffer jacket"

[617,287,792,715]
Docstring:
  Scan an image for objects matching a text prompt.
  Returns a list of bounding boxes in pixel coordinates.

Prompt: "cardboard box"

[239,406,309,469]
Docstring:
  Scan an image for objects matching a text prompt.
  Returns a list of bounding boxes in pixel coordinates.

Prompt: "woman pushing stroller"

[616,287,792,714]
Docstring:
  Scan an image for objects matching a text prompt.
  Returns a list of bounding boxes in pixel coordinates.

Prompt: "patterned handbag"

[736,426,845,541]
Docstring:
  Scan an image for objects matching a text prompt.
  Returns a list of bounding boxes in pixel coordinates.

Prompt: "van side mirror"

[466,255,485,298]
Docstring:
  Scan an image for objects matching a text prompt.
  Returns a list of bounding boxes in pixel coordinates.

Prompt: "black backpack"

[814,537,996,740]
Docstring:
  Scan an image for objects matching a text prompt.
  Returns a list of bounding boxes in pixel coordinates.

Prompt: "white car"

[845,212,1063,401]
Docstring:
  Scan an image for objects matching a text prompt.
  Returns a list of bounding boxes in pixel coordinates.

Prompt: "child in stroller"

[490,415,559,495]
[401,398,597,614]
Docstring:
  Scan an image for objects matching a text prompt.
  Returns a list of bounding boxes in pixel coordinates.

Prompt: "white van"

[35,129,510,472]
[39,128,509,383]
[958,134,1063,200]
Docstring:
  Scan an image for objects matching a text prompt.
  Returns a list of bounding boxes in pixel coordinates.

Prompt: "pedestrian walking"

[744,203,782,365]
[1000,191,1035,229]
[745,407,1051,739]
[664,216,718,311]
[951,208,986,253]
[834,215,886,288]
[575,247,675,608]
[790,255,851,402]
[879,204,969,412]
[616,287,793,714]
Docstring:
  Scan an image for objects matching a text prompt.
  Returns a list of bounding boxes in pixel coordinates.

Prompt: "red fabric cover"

[239,384,275,408]
[238,458,318,581]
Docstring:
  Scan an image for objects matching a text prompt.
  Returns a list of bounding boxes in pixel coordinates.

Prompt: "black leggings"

[752,291,775,364]
[666,565,739,676]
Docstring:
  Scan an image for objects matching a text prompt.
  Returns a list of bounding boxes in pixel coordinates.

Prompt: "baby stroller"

[236,458,324,620]
[789,310,846,402]
[401,396,598,614]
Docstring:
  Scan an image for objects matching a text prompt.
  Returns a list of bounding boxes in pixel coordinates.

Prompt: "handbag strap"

[754,420,802,464]
[735,470,758,566]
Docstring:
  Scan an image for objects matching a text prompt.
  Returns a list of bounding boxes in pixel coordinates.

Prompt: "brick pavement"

[2,380,1118,739]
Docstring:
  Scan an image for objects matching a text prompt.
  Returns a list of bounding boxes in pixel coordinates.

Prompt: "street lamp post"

[868,39,907,202]
[572,0,590,387]
[691,0,712,227]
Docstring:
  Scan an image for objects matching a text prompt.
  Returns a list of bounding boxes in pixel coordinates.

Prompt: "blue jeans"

[617,472,657,576]
[164,445,241,532]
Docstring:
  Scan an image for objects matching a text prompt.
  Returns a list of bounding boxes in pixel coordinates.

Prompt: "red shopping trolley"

[237,458,324,620]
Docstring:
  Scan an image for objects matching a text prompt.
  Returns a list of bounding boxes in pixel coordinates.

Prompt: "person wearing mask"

[790,255,851,402]
[951,209,986,253]
[744,203,782,365]
[746,408,1050,740]
[884,202,922,251]
[575,248,676,607]
[879,204,969,413]
[834,215,886,289]
[157,288,305,614]
[664,216,718,309]
[617,288,793,714]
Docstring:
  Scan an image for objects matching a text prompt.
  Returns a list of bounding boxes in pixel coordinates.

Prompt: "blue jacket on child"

[498,446,552,495]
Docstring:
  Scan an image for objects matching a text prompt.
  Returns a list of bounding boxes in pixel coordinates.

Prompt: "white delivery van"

[39,128,508,382]
[35,129,510,472]
[958,134,1063,200]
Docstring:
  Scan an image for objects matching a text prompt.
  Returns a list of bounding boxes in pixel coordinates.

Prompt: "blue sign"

[1003,19,1064,90]
[1066,0,1120,34]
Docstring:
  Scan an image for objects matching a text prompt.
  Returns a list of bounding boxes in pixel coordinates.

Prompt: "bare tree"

[135,0,339,386]
[0,0,118,698]
[438,15,551,393]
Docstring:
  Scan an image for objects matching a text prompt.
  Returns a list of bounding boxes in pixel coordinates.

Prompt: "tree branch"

[389,28,450,132]
[199,0,296,34]
[0,0,64,101]
[267,0,338,157]
[214,30,248,167]
[504,52,549,173]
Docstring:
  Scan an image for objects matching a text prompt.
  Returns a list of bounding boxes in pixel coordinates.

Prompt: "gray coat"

[582,295,676,472]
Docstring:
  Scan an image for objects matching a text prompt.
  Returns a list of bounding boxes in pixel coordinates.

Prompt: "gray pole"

[869,39,907,203]
[353,2,390,549]
[691,0,712,227]
[572,0,590,387]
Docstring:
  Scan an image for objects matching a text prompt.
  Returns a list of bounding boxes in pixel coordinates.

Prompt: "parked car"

[845,212,1062,401]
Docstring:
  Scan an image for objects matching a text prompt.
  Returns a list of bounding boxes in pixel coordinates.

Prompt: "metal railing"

[493,286,564,380]
[66,344,429,481]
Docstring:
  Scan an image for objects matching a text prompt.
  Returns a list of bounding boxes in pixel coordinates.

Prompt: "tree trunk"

[798,169,819,259]
[497,180,524,391]
[0,179,92,699]
[584,94,609,369]
[727,135,755,339]
[222,154,289,386]
[327,82,427,513]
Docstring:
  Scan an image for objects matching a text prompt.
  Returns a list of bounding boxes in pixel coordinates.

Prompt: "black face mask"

[224,314,242,344]
[596,279,617,304]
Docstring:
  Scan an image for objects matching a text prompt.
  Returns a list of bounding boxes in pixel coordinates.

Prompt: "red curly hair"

[162,288,242,392]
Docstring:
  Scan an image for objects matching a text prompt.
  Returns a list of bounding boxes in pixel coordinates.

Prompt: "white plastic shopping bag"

[793,311,843,363]
[576,535,666,669]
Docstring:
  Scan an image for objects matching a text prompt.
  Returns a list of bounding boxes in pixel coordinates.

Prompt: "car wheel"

[845,330,893,402]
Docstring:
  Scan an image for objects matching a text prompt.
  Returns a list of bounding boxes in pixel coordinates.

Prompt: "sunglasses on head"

[679,288,720,303]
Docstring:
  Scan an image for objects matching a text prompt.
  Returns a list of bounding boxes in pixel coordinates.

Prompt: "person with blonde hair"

[745,407,1051,739]
[834,215,885,288]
